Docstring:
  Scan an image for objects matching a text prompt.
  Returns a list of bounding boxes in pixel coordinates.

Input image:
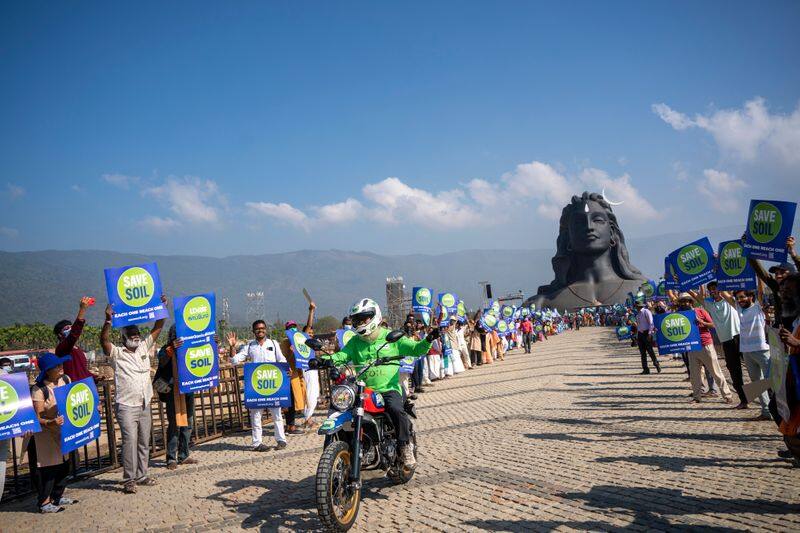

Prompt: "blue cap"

[36,352,71,384]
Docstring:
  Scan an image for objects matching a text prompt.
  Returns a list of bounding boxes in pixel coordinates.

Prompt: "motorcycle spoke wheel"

[316,441,361,531]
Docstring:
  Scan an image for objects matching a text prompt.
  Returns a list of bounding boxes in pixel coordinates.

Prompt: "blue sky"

[1,1,798,256]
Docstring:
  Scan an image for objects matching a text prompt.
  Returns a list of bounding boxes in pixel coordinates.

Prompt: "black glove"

[308,358,320,370]
[426,327,440,341]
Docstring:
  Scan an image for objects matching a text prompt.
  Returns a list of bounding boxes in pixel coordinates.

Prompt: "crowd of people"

[0,289,590,511]
[624,236,800,462]
[6,238,798,513]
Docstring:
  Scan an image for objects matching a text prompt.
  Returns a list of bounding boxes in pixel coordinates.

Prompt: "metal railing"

[1,333,337,504]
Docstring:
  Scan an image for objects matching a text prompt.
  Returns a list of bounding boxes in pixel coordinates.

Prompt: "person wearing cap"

[634,301,661,374]
[279,320,309,435]
[747,235,800,329]
[675,292,733,404]
[100,296,167,493]
[25,353,76,512]
[54,296,99,383]
[231,320,292,450]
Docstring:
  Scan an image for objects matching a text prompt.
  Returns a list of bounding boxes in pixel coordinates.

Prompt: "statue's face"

[568,200,613,254]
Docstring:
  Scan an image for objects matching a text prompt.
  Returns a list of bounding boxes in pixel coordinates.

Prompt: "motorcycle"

[304,330,418,531]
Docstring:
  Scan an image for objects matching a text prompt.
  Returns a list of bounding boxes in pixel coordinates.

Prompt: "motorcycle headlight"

[330,385,356,412]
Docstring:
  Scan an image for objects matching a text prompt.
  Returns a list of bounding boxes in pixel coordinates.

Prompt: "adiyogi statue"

[527,191,647,310]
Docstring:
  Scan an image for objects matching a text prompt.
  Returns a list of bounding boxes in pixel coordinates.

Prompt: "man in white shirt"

[722,290,771,420]
[101,297,166,493]
[230,320,289,451]
[697,283,747,409]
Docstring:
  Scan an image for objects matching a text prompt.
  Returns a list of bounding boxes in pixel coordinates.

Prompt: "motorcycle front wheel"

[316,440,361,531]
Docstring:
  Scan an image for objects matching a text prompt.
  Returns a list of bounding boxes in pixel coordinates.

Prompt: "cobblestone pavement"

[3,328,800,531]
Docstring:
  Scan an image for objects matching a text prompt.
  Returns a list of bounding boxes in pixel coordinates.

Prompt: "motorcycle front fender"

[318,410,354,435]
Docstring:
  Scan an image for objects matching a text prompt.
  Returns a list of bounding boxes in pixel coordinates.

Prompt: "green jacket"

[322,328,431,394]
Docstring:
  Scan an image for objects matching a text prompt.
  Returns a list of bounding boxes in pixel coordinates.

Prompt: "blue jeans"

[743,350,771,416]
[165,393,194,463]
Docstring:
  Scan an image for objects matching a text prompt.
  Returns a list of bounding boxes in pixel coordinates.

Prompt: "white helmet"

[348,298,382,338]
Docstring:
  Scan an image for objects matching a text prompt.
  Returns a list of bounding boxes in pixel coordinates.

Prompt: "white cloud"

[70,184,84,193]
[246,201,310,230]
[672,161,688,182]
[697,169,746,212]
[0,226,19,238]
[361,177,481,229]
[102,173,140,189]
[579,168,662,221]
[653,97,800,166]
[144,176,224,225]
[245,161,661,233]
[140,216,181,232]
[316,198,363,224]
[500,161,574,219]
[652,103,694,130]
[4,183,25,199]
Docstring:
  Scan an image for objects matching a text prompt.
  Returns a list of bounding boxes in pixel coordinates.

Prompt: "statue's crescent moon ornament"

[601,188,624,206]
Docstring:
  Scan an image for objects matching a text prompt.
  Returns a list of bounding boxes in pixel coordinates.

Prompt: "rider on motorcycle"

[319,298,437,467]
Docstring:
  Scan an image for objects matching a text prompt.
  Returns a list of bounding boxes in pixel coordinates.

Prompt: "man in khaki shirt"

[101,296,167,494]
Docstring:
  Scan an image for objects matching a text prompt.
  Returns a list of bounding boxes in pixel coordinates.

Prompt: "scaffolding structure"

[385,276,406,329]
[246,290,265,325]
[220,297,230,328]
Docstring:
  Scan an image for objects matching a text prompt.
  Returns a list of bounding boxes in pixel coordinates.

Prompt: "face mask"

[124,338,141,350]
[60,327,71,338]
[0,365,12,374]
[344,325,352,330]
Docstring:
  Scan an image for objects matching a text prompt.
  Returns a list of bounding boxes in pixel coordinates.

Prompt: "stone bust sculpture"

[527,191,646,310]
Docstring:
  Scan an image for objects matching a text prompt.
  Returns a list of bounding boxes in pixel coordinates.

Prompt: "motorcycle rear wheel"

[388,433,418,484]
[316,440,361,531]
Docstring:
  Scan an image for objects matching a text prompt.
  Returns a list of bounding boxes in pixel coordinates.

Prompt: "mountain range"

[0,224,743,326]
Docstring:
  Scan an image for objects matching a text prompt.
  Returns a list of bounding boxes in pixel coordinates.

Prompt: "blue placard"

[668,237,716,290]
[336,328,357,349]
[104,262,169,328]
[654,310,702,355]
[243,362,292,408]
[0,373,42,440]
[616,326,633,340]
[664,257,678,290]
[744,199,797,262]
[438,292,459,314]
[399,357,416,374]
[54,377,101,454]
[716,240,757,291]
[480,312,498,331]
[412,287,433,312]
[287,330,314,370]
[640,279,657,300]
[656,280,667,298]
[174,293,219,393]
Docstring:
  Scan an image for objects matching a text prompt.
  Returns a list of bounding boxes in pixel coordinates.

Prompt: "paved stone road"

[3,328,800,531]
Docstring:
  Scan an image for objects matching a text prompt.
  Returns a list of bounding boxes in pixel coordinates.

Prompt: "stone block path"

[2,328,798,531]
